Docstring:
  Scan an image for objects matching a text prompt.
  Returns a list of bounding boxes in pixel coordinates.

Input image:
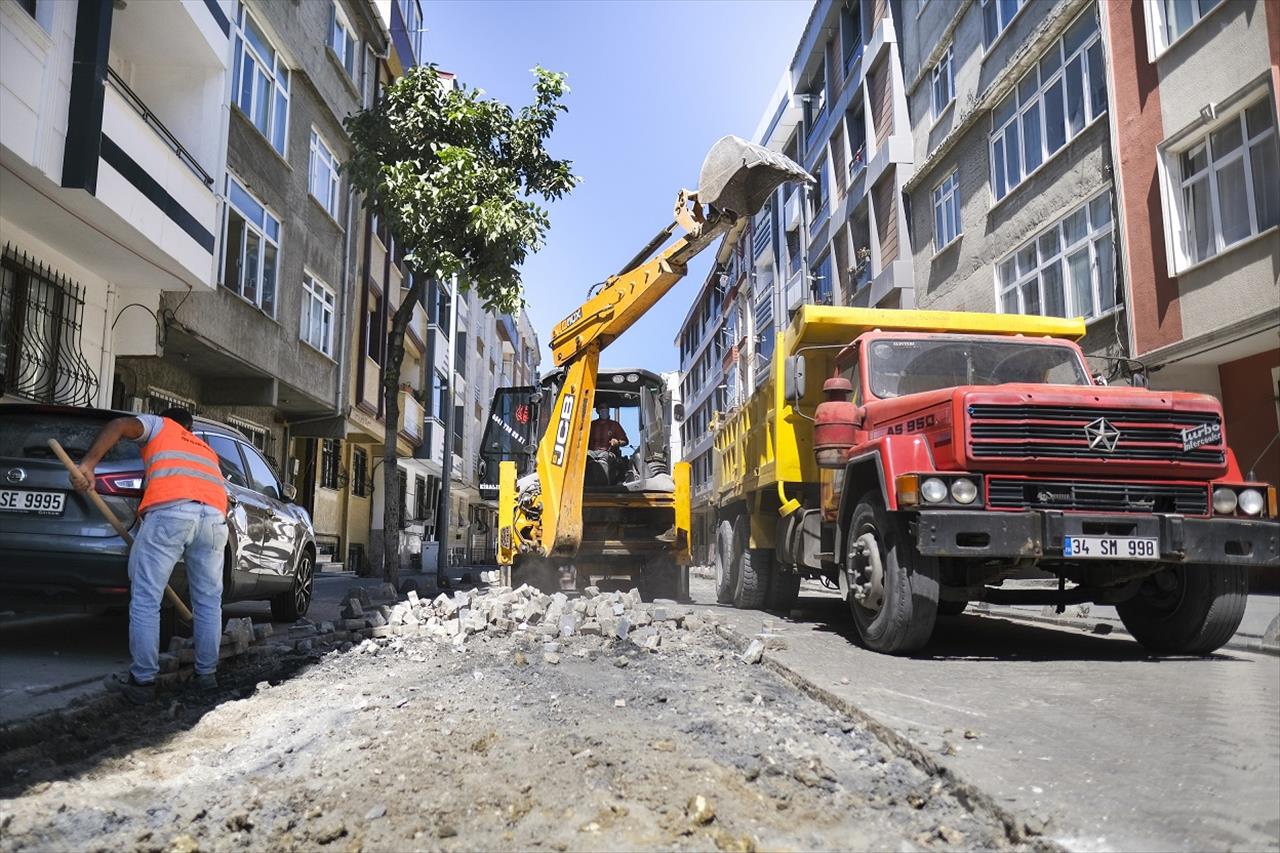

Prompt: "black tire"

[732,516,768,609]
[766,567,801,613]
[272,549,314,622]
[937,599,967,616]
[1116,564,1247,655]
[845,494,939,654]
[714,517,737,604]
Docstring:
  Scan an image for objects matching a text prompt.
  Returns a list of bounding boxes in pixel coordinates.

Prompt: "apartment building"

[900,0,1124,364]
[1100,0,1279,483]
[1,0,232,410]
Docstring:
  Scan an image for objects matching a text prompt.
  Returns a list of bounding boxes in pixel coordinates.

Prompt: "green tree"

[343,64,577,585]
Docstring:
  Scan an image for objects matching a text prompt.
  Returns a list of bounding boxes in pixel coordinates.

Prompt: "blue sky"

[421,0,811,375]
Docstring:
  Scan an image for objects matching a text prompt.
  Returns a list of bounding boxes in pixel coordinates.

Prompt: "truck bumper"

[914,510,1280,567]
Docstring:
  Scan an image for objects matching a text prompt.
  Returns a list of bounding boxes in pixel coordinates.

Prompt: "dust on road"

[0,589,1028,852]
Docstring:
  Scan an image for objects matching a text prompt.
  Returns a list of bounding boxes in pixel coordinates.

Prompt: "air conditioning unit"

[783,191,802,232]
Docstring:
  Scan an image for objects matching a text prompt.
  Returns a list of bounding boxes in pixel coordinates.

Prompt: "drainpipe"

[435,277,459,586]
[335,184,356,417]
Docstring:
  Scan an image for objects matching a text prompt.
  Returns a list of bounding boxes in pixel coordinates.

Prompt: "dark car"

[0,404,316,623]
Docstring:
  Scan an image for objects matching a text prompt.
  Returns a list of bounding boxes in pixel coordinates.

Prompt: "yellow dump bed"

[713,305,1086,502]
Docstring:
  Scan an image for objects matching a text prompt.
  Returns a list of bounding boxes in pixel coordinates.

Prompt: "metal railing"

[105,68,214,187]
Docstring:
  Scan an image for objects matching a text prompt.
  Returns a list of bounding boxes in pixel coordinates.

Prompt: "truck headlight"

[1237,488,1264,517]
[921,477,948,504]
[950,478,978,504]
[1212,487,1237,514]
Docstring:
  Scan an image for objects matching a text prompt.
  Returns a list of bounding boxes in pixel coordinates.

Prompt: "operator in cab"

[72,407,228,704]
[588,404,628,452]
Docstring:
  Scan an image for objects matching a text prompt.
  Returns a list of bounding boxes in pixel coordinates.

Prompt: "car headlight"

[921,477,948,504]
[1212,487,1238,514]
[1237,488,1264,517]
[951,478,978,504]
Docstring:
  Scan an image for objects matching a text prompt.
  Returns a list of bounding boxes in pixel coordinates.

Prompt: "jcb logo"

[551,394,575,466]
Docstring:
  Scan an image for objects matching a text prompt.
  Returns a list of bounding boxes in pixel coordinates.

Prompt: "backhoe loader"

[492,136,809,598]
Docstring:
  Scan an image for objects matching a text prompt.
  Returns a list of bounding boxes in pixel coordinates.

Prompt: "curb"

[974,606,1280,657]
[712,622,1064,850]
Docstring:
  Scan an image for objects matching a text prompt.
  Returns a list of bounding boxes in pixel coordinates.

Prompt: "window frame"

[988,9,1105,203]
[932,170,962,253]
[232,4,290,156]
[351,446,368,497]
[301,271,337,358]
[329,1,359,80]
[981,0,1026,50]
[995,190,1117,322]
[319,438,340,490]
[308,128,341,219]
[931,43,955,123]
[220,174,281,317]
[1160,90,1278,273]
[1143,0,1224,61]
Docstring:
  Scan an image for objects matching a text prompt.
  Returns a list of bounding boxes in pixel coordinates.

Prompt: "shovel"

[46,438,194,624]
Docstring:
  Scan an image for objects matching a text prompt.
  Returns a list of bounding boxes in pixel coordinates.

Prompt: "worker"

[72,407,228,704]
[588,404,628,452]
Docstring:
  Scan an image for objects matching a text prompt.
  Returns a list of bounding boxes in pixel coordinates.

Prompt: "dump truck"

[494,136,810,598]
[711,305,1279,655]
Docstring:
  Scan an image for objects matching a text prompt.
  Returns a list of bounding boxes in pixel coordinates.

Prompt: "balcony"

[398,390,425,446]
[784,270,805,312]
[752,212,772,259]
[405,301,428,354]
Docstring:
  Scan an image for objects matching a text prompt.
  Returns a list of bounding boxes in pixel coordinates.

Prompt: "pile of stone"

[335,583,725,657]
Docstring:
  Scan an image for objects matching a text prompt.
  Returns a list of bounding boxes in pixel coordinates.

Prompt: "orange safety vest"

[138,419,228,515]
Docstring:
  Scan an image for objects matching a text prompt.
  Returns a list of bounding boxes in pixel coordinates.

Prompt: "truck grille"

[967,404,1224,464]
[987,478,1209,516]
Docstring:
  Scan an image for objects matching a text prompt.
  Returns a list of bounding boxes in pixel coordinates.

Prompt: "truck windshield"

[868,338,1090,399]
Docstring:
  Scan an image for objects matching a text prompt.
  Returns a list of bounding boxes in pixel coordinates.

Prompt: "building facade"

[1100,0,1279,483]
[2,0,232,412]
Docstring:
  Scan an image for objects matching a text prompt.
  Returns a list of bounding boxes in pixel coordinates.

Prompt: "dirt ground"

[0,610,1029,852]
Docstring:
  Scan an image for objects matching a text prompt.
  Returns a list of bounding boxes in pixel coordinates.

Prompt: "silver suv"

[0,404,316,624]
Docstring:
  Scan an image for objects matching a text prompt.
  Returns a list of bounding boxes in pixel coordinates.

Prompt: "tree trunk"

[381,273,428,587]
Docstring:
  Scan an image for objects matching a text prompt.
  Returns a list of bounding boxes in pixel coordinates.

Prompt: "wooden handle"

[46,439,194,624]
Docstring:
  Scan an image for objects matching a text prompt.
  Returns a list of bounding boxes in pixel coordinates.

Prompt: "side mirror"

[784,355,807,403]
[282,483,298,502]
[673,402,686,421]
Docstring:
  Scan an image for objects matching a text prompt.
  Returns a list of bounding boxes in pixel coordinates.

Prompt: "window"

[981,0,1025,48]
[226,415,274,461]
[808,159,828,224]
[812,253,833,305]
[990,11,1104,202]
[201,434,249,489]
[1168,96,1278,269]
[803,72,828,148]
[301,273,336,357]
[221,176,279,316]
[365,293,382,363]
[431,370,448,421]
[309,129,340,218]
[399,0,426,64]
[933,171,962,251]
[1146,0,1222,57]
[452,405,464,457]
[840,1,862,71]
[997,192,1116,320]
[329,2,358,79]
[232,5,289,155]
[397,468,407,523]
[319,439,340,489]
[242,443,282,500]
[351,446,368,497]
[931,44,954,120]
[414,475,426,520]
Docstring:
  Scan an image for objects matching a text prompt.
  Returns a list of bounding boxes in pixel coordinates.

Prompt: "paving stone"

[340,599,364,619]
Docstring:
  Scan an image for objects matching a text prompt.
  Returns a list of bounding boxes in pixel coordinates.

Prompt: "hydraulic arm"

[512,136,810,561]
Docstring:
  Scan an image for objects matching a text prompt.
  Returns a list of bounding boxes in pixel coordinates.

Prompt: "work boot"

[104,672,155,705]
[193,672,218,692]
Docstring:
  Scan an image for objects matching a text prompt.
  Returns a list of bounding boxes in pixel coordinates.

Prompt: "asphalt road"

[694,577,1280,852]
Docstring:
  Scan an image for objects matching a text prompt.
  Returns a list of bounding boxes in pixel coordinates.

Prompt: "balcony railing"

[398,390,424,444]
[105,68,212,187]
[752,215,771,258]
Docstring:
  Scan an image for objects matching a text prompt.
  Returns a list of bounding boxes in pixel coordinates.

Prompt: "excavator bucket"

[697,135,811,218]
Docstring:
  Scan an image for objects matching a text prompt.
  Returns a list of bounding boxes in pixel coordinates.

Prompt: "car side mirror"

[784,355,807,403]
[282,483,297,502]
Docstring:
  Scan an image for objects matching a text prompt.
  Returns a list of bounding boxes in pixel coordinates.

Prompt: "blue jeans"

[128,504,228,683]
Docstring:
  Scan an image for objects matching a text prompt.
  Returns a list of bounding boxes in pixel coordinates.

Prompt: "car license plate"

[1063,536,1159,560]
[0,489,67,515]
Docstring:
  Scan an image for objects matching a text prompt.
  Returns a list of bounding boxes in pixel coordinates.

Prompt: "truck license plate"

[1064,536,1158,560]
[0,489,66,516]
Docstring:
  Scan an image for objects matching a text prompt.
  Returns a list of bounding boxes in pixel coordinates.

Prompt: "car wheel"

[1116,565,1247,655]
[271,549,314,622]
[845,494,939,654]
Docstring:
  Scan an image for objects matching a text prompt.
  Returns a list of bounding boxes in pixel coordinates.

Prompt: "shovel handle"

[46,438,194,624]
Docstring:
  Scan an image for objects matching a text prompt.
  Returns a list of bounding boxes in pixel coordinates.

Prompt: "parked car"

[0,404,316,626]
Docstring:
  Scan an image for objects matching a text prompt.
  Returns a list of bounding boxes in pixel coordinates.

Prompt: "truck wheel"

[766,567,801,613]
[846,495,939,654]
[714,517,737,604]
[1115,564,1247,655]
[732,516,768,609]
